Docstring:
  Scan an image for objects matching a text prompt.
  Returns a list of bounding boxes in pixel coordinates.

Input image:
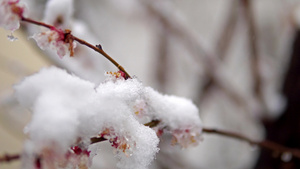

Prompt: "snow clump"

[14,66,202,169]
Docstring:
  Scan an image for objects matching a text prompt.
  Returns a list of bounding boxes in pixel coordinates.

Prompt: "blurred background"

[1,0,300,168]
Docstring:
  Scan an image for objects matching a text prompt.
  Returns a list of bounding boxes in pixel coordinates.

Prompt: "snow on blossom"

[14,67,202,169]
[31,29,76,58]
[0,0,27,31]
[143,87,203,148]
[14,67,158,169]
[14,67,95,150]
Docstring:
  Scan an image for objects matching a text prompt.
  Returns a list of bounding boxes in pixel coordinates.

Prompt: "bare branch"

[241,0,264,104]
[72,36,131,79]
[216,0,239,59]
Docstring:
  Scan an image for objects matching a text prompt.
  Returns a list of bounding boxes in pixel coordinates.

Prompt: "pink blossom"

[105,70,127,81]
[99,128,134,156]
[0,0,27,31]
[171,127,202,148]
[32,29,76,58]
[32,144,91,169]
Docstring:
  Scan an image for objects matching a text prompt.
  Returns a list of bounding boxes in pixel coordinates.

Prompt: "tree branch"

[216,0,239,59]
[2,126,300,164]
[0,154,20,163]
[21,17,53,29]
[203,128,300,158]
[21,17,131,79]
[71,37,130,79]
[241,0,264,105]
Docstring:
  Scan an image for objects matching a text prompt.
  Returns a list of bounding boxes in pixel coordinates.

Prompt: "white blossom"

[0,0,27,31]
[31,29,76,58]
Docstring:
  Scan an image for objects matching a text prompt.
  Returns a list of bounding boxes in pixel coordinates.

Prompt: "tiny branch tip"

[96,44,102,50]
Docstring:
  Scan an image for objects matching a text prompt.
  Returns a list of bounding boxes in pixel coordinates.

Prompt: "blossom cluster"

[0,0,76,58]
[14,67,202,169]
[99,128,133,156]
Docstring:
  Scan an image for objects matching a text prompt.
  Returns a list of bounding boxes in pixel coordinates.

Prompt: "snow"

[143,87,202,147]
[14,67,202,169]
[14,67,95,151]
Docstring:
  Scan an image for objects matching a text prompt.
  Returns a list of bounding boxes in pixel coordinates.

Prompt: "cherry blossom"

[32,28,76,58]
[141,87,203,148]
[99,128,134,156]
[105,70,127,81]
[0,0,27,31]
[171,127,202,148]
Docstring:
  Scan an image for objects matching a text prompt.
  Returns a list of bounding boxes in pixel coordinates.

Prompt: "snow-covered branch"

[3,126,300,165]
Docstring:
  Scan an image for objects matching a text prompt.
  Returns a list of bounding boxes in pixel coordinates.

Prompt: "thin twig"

[216,0,239,59]
[90,136,107,144]
[241,0,264,103]
[0,154,20,163]
[203,128,300,158]
[22,17,53,29]
[21,17,131,79]
[153,25,170,92]
[144,120,161,128]
[72,37,131,79]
